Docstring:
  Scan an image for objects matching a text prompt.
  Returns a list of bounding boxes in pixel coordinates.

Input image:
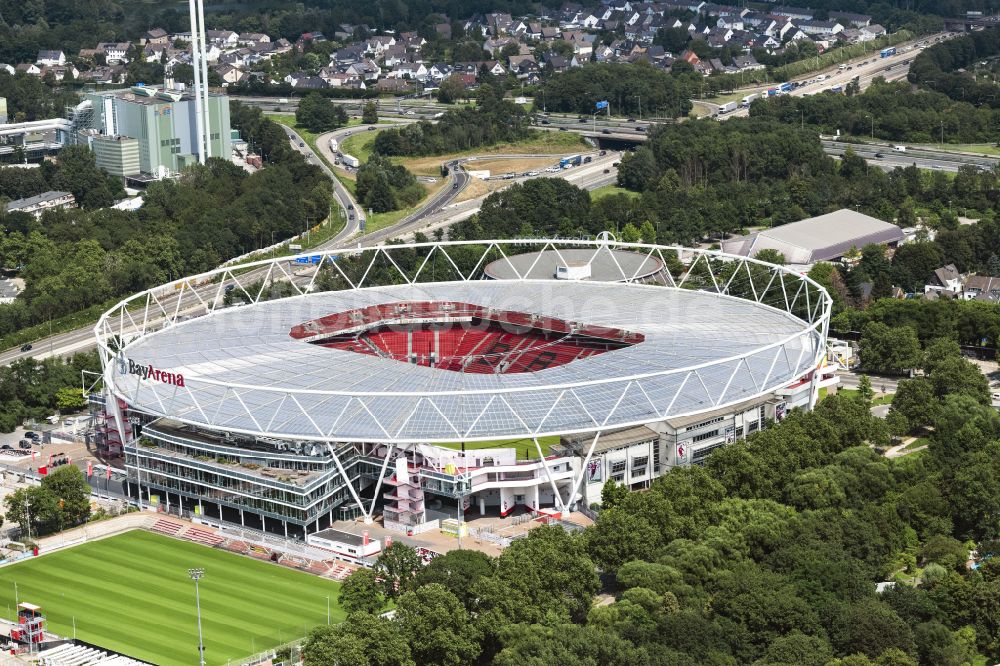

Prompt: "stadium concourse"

[92,239,838,542]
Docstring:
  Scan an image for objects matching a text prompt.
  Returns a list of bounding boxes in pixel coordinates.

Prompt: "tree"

[338,568,386,615]
[4,486,63,537]
[890,378,937,433]
[303,614,414,666]
[412,549,493,610]
[827,600,916,660]
[928,355,990,403]
[858,322,922,375]
[394,583,481,666]
[600,479,629,509]
[41,465,91,526]
[362,100,379,124]
[49,145,124,209]
[757,631,833,666]
[55,386,86,412]
[437,75,466,104]
[755,248,786,265]
[295,93,348,133]
[858,374,875,405]
[373,542,423,600]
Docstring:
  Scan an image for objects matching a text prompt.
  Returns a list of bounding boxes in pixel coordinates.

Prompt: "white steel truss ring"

[95,239,833,443]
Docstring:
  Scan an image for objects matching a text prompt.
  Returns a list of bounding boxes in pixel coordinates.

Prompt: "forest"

[536,62,695,118]
[301,351,1000,665]
[748,80,1000,144]
[908,25,1000,108]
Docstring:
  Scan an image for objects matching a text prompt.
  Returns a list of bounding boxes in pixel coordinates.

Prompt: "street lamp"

[189,568,206,666]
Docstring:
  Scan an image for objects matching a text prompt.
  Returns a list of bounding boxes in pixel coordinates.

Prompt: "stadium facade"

[94,240,836,539]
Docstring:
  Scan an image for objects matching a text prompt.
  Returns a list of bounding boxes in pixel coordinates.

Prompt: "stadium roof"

[720,209,905,264]
[114,279,820,443]
[483,247,664,281]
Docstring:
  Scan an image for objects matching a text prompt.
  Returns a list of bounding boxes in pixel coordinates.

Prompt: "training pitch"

[0,530,344,665]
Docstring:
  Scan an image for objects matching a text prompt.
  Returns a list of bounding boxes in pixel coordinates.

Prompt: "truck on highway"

[880,47,896,58]
[329,138,339,153]
[560,154,583,168]
[341,154,361,168]
[718,101,738,114]
[893,145,907,152]
[740,93,759,107]
[829,84,843,93]
[779,82,793,93]
[766,87,779,97]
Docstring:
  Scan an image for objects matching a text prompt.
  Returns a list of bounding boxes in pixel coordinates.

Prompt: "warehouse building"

[721,209,904,267]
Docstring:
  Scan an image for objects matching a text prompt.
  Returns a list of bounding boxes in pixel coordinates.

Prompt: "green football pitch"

[0,530,345,665]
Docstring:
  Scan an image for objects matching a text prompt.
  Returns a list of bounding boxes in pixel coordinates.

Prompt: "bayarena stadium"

[93,238,837,541]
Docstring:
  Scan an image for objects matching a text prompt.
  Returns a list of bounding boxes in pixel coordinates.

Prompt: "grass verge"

[590,185,638,201]
[0,530,343,666]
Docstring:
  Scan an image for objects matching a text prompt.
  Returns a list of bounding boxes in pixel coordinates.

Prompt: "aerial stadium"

[93,239,836,541]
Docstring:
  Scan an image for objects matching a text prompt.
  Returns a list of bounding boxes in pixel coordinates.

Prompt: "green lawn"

[340,129,380,164]
[0,531,343,666]
[903,436,931,452]
[590,185,638,201]
[436,436,560,460]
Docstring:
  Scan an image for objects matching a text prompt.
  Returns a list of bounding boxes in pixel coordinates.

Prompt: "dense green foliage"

[0,145,124,210]
[750,79,1000,144]
[0,72,81,124]
[356,154,423,213]
[5,465,92,536]
[295,92,349,133]
[537,62,694,118]
[0,351,98,432]
[909,26,1000,108]
[305,383,1000,665]
[373,85,532,157]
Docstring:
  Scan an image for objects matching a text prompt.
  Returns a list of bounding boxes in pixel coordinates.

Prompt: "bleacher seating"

[297,300,643,375]
[150,519,184,536]
[183,527,225,546]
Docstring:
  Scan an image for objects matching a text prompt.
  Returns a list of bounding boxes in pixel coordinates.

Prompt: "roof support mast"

[187,0,206,164]
[196,0,212,159]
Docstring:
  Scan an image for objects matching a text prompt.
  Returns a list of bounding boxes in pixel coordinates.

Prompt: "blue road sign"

[595,100,608,110]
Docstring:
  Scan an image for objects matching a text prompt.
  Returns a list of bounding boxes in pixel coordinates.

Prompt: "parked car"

[25,431,38,441]
[18,440,31,450]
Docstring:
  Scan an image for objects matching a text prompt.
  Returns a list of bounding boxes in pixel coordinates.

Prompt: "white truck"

[341,154,361,168]
[740,93,758,107]
[893,145,907,152]
[718,101,738,114]
[329,138,339,153]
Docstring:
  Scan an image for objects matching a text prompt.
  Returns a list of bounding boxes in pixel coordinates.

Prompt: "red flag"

[86,461,93,478]
[106,465,112,479]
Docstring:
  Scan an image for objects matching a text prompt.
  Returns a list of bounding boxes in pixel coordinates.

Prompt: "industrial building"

[720,209,905,267]
[78,86,231,179]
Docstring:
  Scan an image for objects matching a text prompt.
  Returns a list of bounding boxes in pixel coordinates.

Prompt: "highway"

[822,140,998,173]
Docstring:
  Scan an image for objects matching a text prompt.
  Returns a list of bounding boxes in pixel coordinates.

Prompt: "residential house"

[733,54,765,71]
[861,24,887,39]
[389,62,428,80]
[41,65,79,81]
[829,11,872,28]
[798,20,844,36]
[271,38,293,55]
[36,50,65,66]
[15,63,42,76]
[97,42,131,64]
[374,78,412,93]
[540,26,561,40]
[214,64,245,85]
[346,59,381,81]
[506,54,537,77]
[772,6,814,21]
[239,33,270,46]
[428,63,454,81]
[142,28,170,45]
[365,36,396,56]
[924,264,963,296]
[0,64,15,75]
[4,191,76,217]
[206,30,239,47]
[291,76,328,90]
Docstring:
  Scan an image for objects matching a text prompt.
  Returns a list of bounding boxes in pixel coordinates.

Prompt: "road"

[822,139,997,173]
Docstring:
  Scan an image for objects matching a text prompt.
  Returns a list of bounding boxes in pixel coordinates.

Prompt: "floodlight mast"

[188,568,206,666]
